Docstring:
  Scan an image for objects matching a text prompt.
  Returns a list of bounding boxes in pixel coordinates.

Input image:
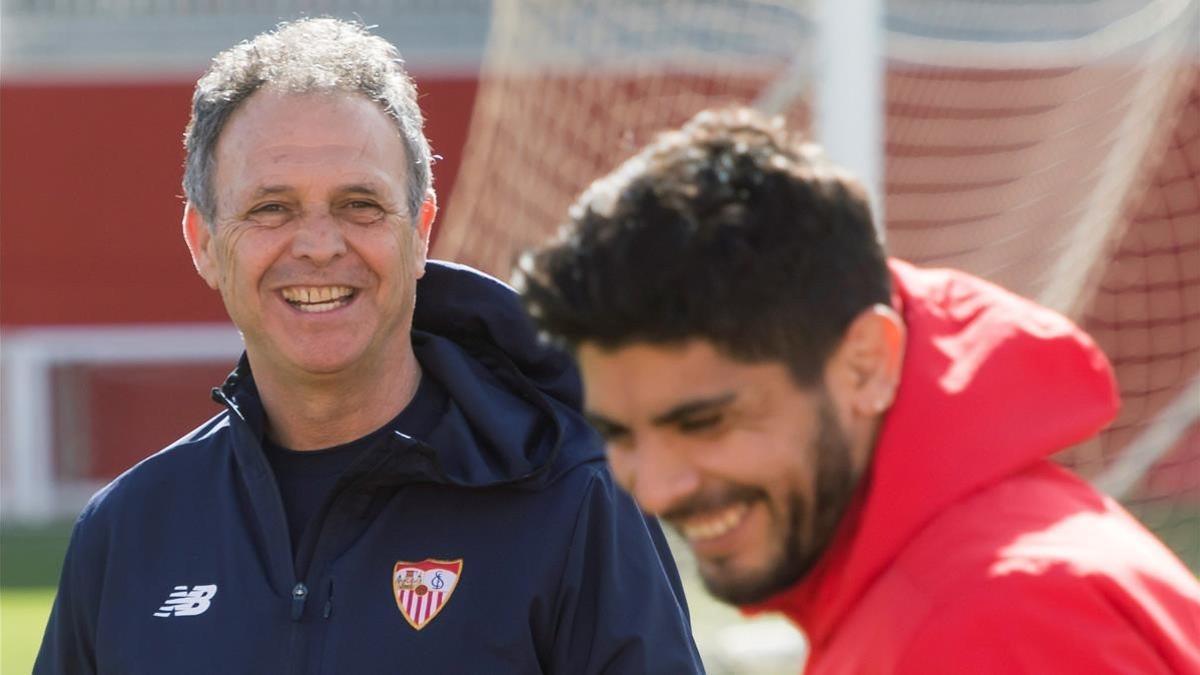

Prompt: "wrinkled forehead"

[212,89,409,202]
[216,89,400,158]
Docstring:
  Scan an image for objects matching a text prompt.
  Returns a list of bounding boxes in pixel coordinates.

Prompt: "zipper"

[291,582,309,621]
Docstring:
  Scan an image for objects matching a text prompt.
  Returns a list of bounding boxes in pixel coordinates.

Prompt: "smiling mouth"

[677,501,751,542]
[280,286,357,313]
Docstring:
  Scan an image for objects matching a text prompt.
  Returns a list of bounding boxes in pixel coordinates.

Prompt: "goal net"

[432,0,1200,575]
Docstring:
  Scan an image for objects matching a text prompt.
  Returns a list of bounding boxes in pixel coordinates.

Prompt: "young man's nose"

[622,437,700,517]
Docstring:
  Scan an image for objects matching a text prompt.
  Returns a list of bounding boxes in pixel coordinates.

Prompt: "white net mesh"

[1082,80,1200,560]
[432,0,1200,575]
[434,0,818,275]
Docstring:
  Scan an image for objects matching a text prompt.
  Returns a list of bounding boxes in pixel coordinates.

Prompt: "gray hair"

[183,17,433,225]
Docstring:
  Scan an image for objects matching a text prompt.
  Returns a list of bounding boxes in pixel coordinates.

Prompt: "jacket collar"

[211,260,602,490]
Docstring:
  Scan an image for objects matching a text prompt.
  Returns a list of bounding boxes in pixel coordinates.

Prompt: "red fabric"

[745,260,1200,674]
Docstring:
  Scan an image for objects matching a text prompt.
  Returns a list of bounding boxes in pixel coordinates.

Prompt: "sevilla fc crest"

[392,558,462,630]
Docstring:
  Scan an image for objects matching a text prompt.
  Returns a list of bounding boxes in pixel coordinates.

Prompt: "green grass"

[1,588,54,674]
[1,524,72,589]
[1,523,70,674]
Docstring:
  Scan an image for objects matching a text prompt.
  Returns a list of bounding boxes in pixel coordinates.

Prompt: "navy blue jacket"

[36,261,704,674]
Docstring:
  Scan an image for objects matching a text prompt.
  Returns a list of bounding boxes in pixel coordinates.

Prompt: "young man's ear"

[182,204,220,290]
[826,304,906,419]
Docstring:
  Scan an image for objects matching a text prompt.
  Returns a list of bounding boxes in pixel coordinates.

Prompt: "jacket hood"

[215,259,601,490]
[410,260,601,488]
[745,259,1120,647]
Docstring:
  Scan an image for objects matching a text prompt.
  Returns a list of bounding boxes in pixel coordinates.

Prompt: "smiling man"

[517,108,1200,674]
[35,19,703,674]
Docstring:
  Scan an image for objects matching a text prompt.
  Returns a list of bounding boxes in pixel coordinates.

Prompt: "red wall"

[0,77,479,327]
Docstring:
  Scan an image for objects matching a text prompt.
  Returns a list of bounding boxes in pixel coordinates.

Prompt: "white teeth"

[295,299,342,313]
[281,286,354,312]
[680,502,750,542]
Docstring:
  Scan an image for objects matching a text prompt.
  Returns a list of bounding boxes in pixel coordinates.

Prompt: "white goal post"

[1,325,243,523]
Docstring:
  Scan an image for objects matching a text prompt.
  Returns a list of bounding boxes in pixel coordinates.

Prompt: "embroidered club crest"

[392,558,463,630]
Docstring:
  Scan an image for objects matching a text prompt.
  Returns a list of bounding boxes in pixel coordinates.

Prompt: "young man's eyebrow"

[585,392,737,434]
[651,392,736,427]
[584,412,628,437]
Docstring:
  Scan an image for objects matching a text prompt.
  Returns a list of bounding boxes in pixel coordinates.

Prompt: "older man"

[518,107,1200,674]
[36,18,702,674]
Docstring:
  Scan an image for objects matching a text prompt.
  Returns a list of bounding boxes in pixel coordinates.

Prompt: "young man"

[35,18,703,674]
[517,107,1200,673]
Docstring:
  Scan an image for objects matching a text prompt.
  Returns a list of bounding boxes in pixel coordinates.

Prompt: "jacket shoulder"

[538,457,705,672]
[77,411,234,525]
[890,463,1194,597]
[848,464,1199,674]
[533,456,626,531]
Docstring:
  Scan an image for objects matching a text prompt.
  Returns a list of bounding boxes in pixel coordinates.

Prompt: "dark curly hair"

[515,107,890,385]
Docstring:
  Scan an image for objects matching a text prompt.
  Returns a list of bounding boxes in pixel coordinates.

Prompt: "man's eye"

[246,203,291,226]
[341,201,386,224]
[602,431,634,456]
[248,203,290,218]
[588,419,627,444]
[593,425,618,442]
[678,415,722,433]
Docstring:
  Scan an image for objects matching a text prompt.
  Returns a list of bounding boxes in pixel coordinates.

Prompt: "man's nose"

[291,210,348,264]
[622,436,700,517]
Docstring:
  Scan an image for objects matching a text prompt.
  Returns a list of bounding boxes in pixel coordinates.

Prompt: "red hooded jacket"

[747,260,1200,674]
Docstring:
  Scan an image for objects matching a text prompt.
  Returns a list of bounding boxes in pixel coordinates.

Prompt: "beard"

[696,394,862,606]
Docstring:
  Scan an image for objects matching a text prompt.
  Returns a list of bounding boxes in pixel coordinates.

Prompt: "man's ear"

[182,204,220,290]
[825,304,906,419]
[413,192,437,278]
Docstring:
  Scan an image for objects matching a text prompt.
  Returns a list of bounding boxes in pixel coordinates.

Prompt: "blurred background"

[2,0,1197,672]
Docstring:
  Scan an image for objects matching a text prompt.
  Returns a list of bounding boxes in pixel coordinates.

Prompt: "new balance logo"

[153,585,217,617]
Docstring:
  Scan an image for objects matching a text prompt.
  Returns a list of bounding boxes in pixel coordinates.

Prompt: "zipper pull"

[291,582,308,621]
[322,579,334,620]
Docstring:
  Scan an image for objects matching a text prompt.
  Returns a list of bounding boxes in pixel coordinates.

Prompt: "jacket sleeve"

[894,570,1178,675]
[34,508,104,675]
[548,467,705,674]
